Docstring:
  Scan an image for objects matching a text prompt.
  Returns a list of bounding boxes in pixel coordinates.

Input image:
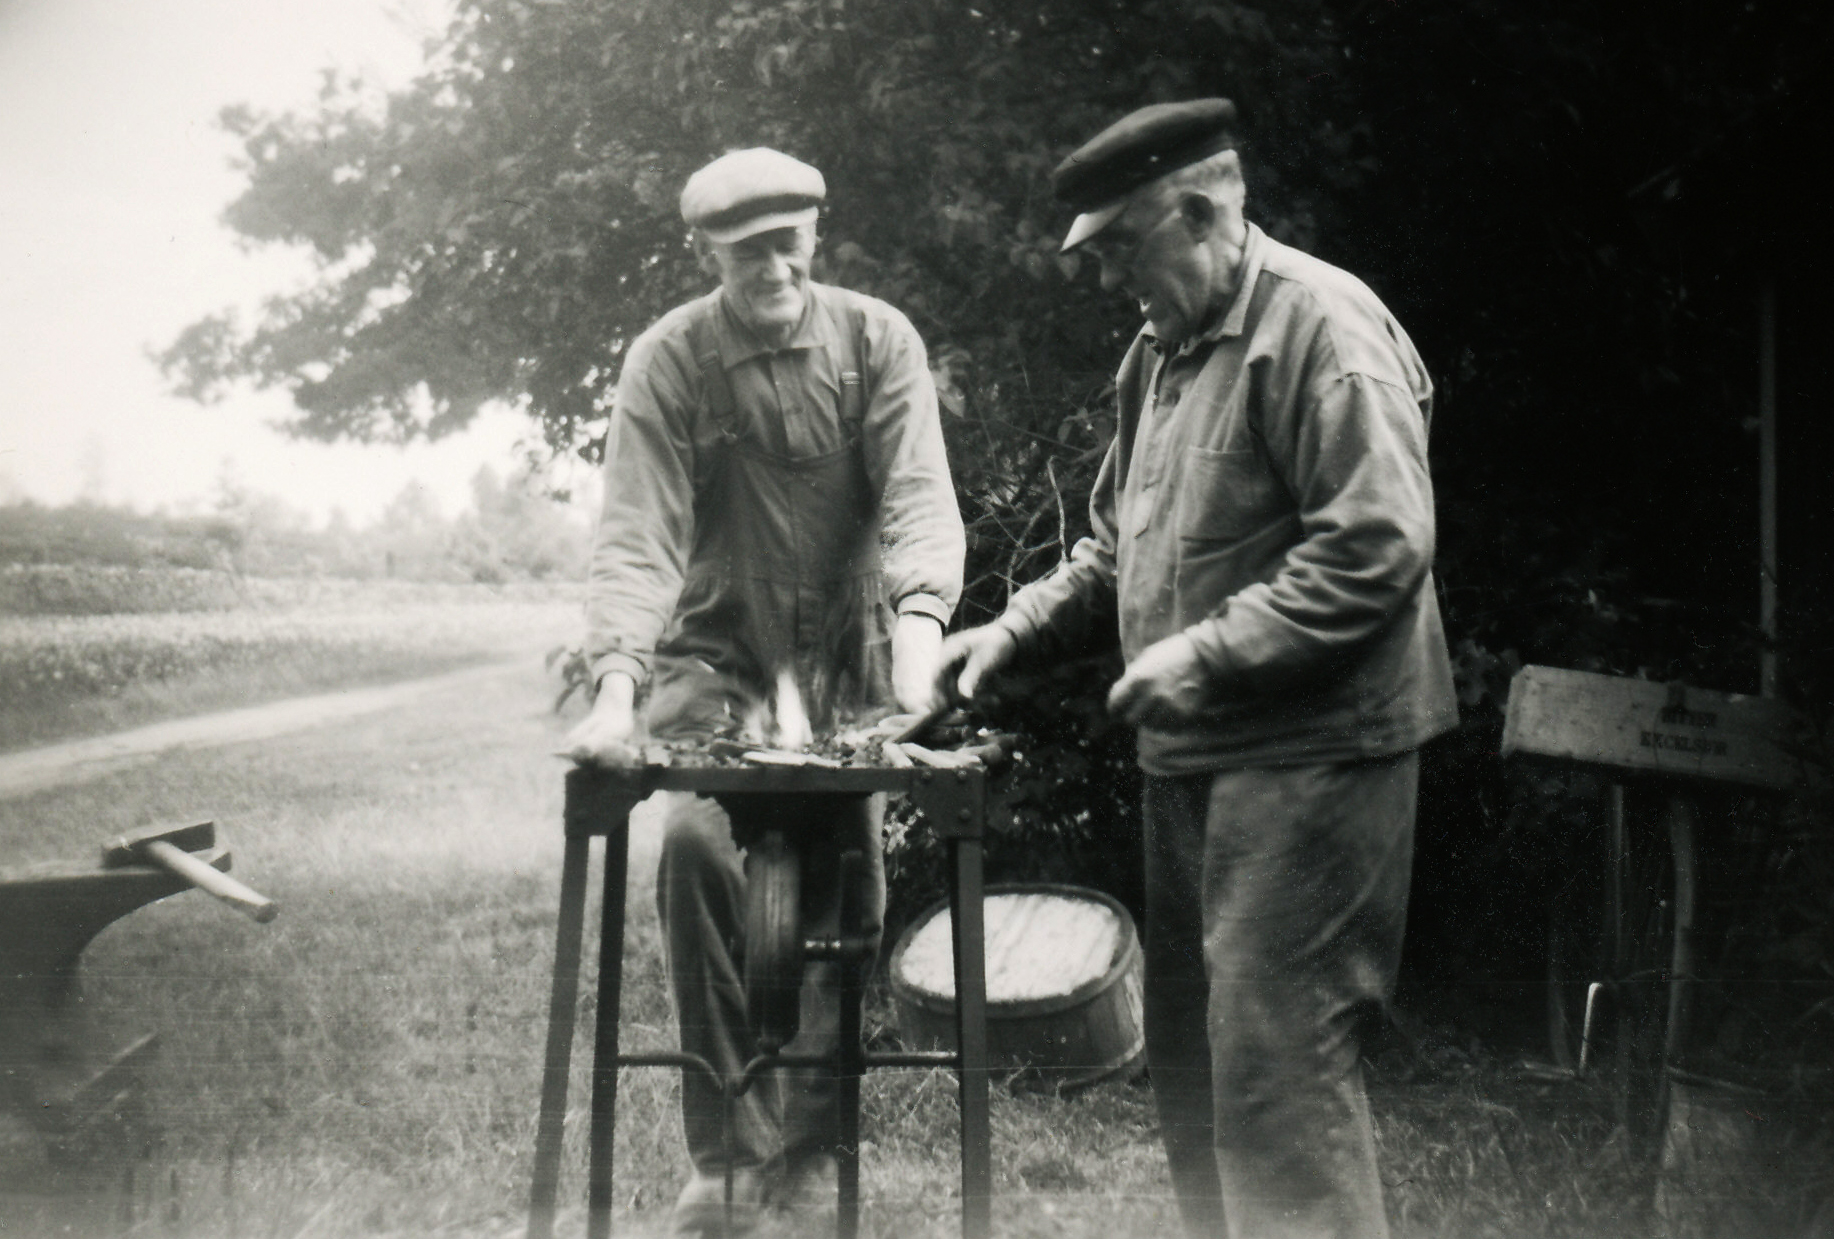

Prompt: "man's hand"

[891,612,945,714]
[562,671,643,766]
[933,623,1019,705]
[1106,631,1210,726]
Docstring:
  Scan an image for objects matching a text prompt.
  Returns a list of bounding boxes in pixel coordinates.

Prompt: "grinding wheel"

[743,828,803,1051]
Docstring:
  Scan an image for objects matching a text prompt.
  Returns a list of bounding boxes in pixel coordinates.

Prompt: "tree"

[162,0,1833,644]
[452,463,587,582]
[161,0,1361,607]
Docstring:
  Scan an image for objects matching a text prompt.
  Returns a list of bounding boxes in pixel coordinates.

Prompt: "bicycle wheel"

[1546,786,1621,1073]
[1619,794,1694,1161]
[1546,784,1696,1162]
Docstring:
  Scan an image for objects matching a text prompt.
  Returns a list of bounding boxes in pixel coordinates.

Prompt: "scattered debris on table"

[631,710,1020,771]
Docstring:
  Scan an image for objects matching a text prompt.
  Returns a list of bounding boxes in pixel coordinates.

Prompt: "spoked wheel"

[1547,878,1607,1075]
[743,828,803,1052]
[1546,784,1696,1163]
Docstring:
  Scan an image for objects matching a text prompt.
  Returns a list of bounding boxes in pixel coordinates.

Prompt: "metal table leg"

[587,810,632,1239]
[531,765,993,1239]
[835,849,866,1239]
[528,772,638,1239]
[907,768,993,1239]
[949,829,992,1239]
[526,833,589,1239]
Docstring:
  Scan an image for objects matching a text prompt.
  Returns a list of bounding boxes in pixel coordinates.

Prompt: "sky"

[0,0,579,525]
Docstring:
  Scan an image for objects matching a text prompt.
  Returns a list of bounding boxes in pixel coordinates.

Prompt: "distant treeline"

[0,502,236,571]
[0,467,588,598]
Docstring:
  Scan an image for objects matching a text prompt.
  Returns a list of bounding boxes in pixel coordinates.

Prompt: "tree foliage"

[164,0,1834,698]
[166,0,1350,436]
[164,0,1372,610]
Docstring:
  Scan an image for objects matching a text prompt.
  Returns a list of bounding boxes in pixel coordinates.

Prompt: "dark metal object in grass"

[0,821,273,1174]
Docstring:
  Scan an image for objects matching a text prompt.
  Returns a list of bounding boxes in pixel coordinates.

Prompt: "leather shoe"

[668,1166,767,1237]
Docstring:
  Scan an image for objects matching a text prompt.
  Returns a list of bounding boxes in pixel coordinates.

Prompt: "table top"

[564,760,991,840]
[565,761,983,796]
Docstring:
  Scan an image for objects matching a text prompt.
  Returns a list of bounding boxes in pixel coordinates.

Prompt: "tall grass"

[2,662,1828,1236]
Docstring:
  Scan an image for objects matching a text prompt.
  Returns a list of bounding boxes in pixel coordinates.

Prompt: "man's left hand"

[1106,631,1210,726]
[891,612,945,714]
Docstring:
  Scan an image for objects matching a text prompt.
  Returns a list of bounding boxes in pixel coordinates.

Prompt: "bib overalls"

[647,299,890,1180]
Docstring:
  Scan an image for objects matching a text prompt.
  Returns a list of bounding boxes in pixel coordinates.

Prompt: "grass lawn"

[2,659,1828,1237]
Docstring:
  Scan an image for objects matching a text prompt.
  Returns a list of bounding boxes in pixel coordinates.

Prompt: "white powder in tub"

[897,891,1121,1002]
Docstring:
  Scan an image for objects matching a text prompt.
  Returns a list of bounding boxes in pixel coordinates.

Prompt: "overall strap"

[686,291,872,447]
[833,298,869,444]
[686,299,742,444]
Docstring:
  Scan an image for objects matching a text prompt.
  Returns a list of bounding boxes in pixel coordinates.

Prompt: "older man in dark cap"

[567,147,964,1235]
[937,100,1456,1238]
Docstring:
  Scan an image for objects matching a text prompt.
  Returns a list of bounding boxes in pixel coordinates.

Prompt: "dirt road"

[0,658,536,800]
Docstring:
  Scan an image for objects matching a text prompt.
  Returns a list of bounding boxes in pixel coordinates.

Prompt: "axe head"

[100,821,216,869]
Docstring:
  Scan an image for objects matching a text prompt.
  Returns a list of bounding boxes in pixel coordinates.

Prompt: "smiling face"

[698,223,817,345]
[1073,152,1248,345]
[1082,193,1224,344]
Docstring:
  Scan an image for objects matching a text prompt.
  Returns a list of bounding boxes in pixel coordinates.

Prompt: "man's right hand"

[933,623,1018,704]
[562,672,643,766]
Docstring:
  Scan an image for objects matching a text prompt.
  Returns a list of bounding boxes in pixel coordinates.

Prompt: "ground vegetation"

[7,668,1826,1236]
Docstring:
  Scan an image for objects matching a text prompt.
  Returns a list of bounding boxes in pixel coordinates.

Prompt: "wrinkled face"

[701,224,816,342]
[1081,195,1214,344]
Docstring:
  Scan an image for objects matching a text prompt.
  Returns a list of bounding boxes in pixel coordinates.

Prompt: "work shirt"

[586,282,965,714]
[1000,224,1458,773]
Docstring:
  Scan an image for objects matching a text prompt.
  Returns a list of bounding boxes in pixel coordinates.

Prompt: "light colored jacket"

[1001,224,1458,773]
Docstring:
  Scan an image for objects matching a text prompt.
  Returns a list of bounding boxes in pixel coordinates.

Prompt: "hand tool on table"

[705,739,844,767]
[100,822,279,924]
[887,702,954,745]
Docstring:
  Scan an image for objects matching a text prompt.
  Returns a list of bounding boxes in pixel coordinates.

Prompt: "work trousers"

[655,791,887,1175]
[1142,752,1416,1239]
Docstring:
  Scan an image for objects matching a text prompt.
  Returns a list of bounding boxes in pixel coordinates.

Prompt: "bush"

[0,501,236,572]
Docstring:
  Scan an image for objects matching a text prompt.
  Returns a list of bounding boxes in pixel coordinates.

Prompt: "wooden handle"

[889,703,951,746]
[143,839,279,923]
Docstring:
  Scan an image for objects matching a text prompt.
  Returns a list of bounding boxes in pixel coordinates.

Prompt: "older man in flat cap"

[567,147,964,1235]
[938,100,1456,1238]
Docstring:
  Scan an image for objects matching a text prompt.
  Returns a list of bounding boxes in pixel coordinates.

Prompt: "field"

[5,655,1831,1238]
[0,570,581,753]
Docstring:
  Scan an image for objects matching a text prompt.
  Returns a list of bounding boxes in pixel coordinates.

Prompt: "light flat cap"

[1053,98,1239,252]
[680,148,826,244]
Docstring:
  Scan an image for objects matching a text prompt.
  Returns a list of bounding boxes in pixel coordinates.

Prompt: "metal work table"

[527,762,993,1239]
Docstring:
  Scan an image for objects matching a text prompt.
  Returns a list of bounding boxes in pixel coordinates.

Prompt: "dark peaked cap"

[1053,98,1240,253]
